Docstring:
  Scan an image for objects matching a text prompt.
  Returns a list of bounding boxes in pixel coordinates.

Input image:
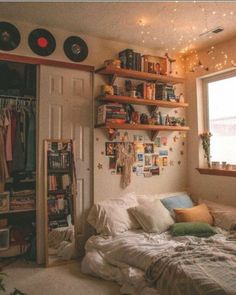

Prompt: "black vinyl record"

[28,28,56,56]
[0,22,21,51]
[63,36,88,62]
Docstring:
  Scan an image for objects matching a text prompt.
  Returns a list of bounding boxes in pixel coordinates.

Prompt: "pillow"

[161,194,194,217]
[199,199,236,230]
[172,222,217,237]
[174,203,214,225]
[136,191,188,205]
[129,199,174,233]
[87,193,140,236]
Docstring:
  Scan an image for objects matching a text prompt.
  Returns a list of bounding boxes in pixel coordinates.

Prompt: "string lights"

[136,2,235,74]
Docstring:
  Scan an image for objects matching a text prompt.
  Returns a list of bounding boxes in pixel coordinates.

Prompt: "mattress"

[81,229,229,295]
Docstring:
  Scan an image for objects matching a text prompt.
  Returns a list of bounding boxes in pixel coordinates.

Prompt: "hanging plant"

[200,132,212,168]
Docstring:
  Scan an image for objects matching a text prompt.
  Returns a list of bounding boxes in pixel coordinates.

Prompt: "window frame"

[202,69,236,133]
[198,69,236,176]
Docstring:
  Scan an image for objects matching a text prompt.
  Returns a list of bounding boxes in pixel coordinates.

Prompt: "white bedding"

[81,229,227,295]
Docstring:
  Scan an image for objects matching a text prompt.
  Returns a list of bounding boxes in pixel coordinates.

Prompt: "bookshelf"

[44,139,76,267]
[96,65,189,141]
[95,66,184,85]
[96,123,190,141]
[98,94,189,108]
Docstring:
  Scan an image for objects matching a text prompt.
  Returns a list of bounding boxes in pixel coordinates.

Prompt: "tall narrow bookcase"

[44,139,76,266]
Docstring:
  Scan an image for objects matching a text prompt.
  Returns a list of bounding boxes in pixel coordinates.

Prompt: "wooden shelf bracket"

[109,73,117,85]
[151,130,159,141]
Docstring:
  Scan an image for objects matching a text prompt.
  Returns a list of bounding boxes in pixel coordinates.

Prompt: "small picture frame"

[105,142,117,156]
[144,143,154,154]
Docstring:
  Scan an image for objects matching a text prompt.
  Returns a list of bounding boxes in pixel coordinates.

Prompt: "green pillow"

[171,222,217,237]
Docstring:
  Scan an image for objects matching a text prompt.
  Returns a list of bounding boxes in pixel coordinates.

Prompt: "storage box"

[0,227,10,250]
[0,192,9,213]
[10,190,35,211]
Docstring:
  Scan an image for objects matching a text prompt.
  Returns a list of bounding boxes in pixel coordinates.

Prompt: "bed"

[81,192,236,295]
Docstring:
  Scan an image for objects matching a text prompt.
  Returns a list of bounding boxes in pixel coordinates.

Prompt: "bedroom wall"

[185,37,236,206]
[0,18,188,203]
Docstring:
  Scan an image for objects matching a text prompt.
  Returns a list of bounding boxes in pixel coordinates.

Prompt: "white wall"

[0,18,188,203]
[185,37,236,206]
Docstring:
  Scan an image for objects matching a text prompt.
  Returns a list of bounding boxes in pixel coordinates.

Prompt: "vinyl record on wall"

[63,36,88,62]
[28,28,56,56]
[0,22,21,51]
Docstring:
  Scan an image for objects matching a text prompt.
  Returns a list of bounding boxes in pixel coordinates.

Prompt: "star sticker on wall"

[178,160,181,165]
[101,151,104,155]
[182,142,185,146]
[169,147,173,152]
[96,137,99,141]
[180,151,184,155]
[169,160,174,166]
[173,136,179,142]
[97,163,103,169]
[174,110,178,114]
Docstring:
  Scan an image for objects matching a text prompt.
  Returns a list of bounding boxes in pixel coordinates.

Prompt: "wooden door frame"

[0,53,95,72]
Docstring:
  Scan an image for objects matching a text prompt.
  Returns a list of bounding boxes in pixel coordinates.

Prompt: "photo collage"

[105,135,169,177]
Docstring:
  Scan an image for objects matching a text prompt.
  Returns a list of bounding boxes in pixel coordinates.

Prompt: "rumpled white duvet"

[81,229,231,295]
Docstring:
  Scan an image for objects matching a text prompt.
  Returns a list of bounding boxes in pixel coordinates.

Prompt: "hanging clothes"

[25,107,36,171]
[0,112,9,192]
[5,109,12,162]
[12,110,25,172]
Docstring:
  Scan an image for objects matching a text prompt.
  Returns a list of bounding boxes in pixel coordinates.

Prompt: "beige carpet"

[3,260,122,295]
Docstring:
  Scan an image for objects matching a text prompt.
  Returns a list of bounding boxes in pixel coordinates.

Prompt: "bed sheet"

[81,229,227,295]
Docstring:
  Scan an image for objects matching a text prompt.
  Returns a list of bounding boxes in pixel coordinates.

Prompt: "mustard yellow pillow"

[174,203,213,225]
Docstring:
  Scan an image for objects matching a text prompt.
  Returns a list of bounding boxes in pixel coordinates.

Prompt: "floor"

[2,259,122,295]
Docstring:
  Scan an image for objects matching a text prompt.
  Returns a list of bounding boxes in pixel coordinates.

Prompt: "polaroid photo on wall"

[154,137,161,147]
[161,137,168,146]
[136,165,144,176]
[159,150,168,157]
[137,153,144,162]
[109,157,116,169]
[144,143,154,154]
[152,154,159,167]
[150,167,160,176]
[144,154,152,166]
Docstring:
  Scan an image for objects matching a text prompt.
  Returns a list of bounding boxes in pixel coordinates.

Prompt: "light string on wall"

[136,1,235,74]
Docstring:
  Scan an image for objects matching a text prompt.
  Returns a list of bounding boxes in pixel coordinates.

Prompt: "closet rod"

[0,95,36,101]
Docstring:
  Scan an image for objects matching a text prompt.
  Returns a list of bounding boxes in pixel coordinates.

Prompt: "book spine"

[126,49,133,69]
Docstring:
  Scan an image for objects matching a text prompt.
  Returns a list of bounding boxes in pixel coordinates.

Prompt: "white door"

[37,65,93,264]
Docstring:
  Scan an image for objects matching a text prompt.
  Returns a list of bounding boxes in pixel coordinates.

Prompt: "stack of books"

[119,49,142,71]
[97,103,127,125]
[48,151,71,170]
[137,83,175,101]
[118,50,168,75]
[48,174,70,191]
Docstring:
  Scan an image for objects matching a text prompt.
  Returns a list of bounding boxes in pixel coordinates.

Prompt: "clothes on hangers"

[0,98,36,182]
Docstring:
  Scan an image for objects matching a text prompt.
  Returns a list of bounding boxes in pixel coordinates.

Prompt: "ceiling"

[1,1,236,54]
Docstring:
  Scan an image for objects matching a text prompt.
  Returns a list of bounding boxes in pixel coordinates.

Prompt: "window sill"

[196,168,236,177]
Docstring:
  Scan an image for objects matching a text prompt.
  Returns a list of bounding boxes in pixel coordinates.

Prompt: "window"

[204,71,236,165]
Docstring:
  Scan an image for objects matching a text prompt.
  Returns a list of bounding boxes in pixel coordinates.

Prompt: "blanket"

[145,239,236,295]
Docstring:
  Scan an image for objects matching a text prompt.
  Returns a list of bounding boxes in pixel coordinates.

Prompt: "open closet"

[0,55,93,265]
[0,61,37,259]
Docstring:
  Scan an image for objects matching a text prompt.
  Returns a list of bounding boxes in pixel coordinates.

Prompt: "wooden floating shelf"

[98,94,189,108]
[96,66,184,85]
[96,123,190,141]
[197,168,236,177]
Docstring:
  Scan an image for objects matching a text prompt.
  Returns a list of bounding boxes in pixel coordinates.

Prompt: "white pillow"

[136,191,188,205]
[199,199,236,230]
[129,199,174,233]
[87,193,140,236]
